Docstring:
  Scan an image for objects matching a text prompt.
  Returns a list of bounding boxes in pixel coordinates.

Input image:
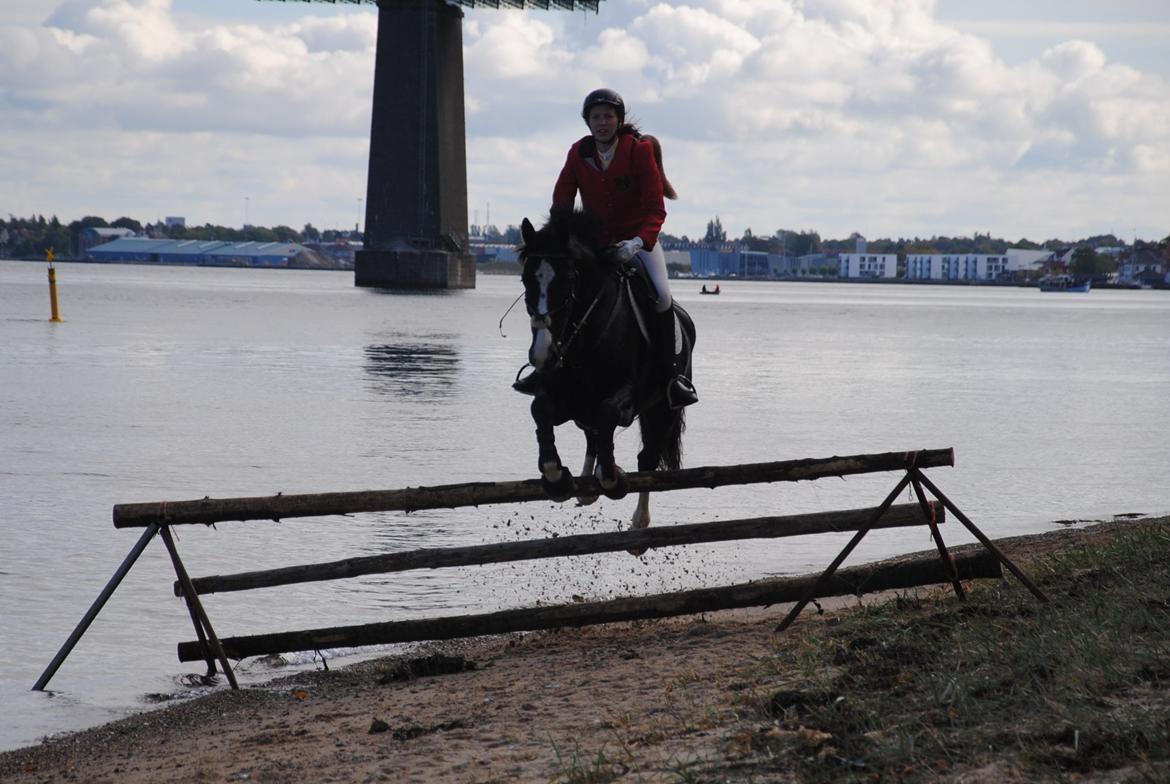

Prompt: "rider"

[513,88,698,409]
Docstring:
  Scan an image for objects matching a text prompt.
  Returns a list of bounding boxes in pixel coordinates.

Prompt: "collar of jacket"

[577,132,637,161]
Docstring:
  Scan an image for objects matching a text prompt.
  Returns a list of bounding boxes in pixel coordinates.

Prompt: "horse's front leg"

[532,395,574,502]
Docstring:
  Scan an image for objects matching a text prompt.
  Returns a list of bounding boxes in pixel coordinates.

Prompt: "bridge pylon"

[272,0,603,288]
[356,0,474,289]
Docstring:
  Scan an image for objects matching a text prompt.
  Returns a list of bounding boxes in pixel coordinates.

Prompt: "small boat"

[1039,276,1091,292]
[700,284,721,295]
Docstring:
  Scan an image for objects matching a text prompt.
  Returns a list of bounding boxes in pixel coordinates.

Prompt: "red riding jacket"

[552,131,667,251]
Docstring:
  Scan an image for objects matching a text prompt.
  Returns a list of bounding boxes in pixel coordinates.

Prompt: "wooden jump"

[35,447,1046,693]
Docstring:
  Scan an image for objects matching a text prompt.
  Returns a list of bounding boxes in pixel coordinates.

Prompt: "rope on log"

[115,448,954,528]
[178,501,944,596]
[178,547,999,662]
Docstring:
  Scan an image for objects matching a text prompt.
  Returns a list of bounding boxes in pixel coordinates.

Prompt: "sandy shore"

[0,518,1156,783]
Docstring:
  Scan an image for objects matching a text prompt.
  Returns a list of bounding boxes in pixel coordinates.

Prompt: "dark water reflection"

[363,337,460,399]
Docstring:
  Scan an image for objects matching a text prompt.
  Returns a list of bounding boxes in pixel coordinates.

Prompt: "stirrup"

[512,370,542,396]
[666,376,698,409]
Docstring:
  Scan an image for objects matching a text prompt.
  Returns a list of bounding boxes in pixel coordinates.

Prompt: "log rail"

[113,448,955,528]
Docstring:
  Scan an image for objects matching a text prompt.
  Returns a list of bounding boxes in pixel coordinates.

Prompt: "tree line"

[663,216,1168,260]
[0,214,358,260]
[3,212,1166,265]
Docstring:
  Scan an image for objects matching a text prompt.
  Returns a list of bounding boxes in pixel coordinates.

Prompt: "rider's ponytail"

[620,122,678,200]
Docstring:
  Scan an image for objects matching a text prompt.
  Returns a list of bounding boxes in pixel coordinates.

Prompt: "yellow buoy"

[47,247,62,322]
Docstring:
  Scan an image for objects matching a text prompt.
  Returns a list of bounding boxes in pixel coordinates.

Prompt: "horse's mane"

[519,208,607,269]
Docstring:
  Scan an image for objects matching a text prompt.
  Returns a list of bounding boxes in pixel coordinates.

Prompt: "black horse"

[518,209,695,532]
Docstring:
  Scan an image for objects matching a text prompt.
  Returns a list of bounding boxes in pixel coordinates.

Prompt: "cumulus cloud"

[463,0,1169,238]
[1,0,1167,239]
[1,0,376,137]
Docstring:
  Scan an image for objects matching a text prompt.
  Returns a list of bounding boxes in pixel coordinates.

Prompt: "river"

[2,259,1168,751]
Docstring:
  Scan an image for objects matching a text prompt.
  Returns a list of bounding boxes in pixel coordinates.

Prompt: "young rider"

[514,88,698,409]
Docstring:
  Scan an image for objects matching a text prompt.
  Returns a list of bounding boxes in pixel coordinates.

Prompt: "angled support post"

[909,471,965,601]
[33,523,161,692]
[776,472,912,631]
[909,468,1048,603]
[158,526,239,690]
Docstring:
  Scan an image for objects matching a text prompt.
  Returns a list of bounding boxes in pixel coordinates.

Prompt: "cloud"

[1,0,1167,240]
[1,0,376,138]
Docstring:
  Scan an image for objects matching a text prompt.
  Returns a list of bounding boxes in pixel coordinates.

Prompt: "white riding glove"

[614,236,644,262]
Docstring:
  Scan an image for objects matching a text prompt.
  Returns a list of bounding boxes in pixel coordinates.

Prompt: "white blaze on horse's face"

[529,260,557,369]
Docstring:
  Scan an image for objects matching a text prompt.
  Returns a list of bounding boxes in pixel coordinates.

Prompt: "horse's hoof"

[576,493,599,507]
[541,468,575,503]
[627,546,648,557]
[598,467,628,500]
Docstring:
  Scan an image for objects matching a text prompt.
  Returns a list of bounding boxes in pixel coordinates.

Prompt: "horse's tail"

[643,134,678,200]
[660,408,685,471]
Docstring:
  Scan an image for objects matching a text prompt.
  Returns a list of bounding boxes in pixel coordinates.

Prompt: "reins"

[544,283,605,372]
[543,261,654,374]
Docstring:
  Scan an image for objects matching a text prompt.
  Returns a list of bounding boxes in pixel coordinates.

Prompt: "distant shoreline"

[4,257,1160,290]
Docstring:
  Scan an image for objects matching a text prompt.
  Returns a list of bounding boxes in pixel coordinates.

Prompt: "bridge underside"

[273,0,600,9]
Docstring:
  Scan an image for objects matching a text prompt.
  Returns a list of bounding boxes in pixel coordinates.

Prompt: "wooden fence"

[34,448,1044,691]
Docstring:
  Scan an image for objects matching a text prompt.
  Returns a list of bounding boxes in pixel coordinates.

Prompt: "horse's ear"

[521,218,536,246]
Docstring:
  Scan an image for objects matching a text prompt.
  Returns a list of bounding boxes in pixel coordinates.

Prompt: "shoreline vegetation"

[3,515,1168,782]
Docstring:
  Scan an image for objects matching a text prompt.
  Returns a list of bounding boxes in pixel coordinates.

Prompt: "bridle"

[525,251,612,371]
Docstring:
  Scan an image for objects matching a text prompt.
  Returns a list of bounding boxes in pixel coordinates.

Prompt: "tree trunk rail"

[113,448,955,528]
[35,446,1047,694]
[179,501,943,597]
[179,548,1001,662]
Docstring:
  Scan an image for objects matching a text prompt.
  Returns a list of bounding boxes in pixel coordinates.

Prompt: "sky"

[1,0,1168,243]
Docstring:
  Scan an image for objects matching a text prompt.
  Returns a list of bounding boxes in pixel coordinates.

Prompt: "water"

[2,260,1168,751]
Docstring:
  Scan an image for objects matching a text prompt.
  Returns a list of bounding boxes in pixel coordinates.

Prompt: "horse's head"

[519,211,604,371]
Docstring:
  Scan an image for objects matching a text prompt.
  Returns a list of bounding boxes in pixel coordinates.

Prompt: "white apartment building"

[904,249,1049,281]
[904,253,1000,281]
[839,252,897,279]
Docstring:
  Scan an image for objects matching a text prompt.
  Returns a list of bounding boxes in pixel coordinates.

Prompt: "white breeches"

[635,242,673,313]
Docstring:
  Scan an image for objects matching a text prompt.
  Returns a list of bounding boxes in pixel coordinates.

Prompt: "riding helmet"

[581,88,625,125]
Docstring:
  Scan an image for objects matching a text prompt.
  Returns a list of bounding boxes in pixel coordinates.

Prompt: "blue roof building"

[87,237,336,269]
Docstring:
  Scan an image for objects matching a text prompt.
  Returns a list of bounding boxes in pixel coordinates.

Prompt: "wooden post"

[910,468,1049,602]
[910,473,965,601]
[33,524,159,691]
[158,527,239,690]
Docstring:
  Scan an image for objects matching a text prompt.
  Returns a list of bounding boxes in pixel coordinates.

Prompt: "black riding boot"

[654,309,698,409]
[512,369,544,396]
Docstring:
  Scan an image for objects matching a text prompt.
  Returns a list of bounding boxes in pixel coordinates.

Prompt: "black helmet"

[581,88,625,125]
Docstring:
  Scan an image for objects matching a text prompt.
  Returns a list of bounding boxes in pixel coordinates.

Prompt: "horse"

[517,209,696,534]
